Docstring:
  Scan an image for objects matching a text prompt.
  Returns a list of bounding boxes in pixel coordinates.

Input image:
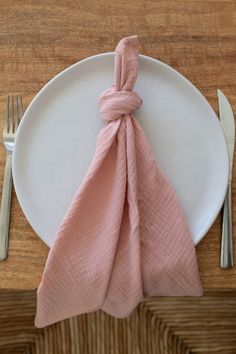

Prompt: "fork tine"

[15,95,19,131]
[19,96,23,120]
[5,96,9,133]
[14,96,23,133]
[11,96,14,132]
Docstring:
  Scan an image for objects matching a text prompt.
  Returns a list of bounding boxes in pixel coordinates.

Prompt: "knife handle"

[221,182,233,268]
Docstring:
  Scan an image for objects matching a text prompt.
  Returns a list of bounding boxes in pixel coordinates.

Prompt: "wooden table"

[0,0,235,289]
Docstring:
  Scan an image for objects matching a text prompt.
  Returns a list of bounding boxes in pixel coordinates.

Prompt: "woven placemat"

[0,290,236,354]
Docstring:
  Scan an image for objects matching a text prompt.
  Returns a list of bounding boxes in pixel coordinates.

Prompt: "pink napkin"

[35,36,202,328]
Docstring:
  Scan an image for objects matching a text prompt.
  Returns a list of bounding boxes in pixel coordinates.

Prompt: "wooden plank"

[0,0,235,289]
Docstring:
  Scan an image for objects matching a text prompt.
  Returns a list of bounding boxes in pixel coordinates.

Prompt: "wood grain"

[0,0,235,289]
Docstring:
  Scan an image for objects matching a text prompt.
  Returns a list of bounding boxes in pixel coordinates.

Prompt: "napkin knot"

[99,86,142,122]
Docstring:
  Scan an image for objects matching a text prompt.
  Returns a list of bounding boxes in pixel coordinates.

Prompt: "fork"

[0,96,23,260]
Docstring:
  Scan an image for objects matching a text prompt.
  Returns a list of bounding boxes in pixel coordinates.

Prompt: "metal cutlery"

[0,96,23,261]
[218,90,235,268]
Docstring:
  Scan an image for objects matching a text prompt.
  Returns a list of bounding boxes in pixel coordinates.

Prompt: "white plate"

[12,53,229,247]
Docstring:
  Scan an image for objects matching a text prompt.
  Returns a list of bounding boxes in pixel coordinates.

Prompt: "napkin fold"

[35,36,202,328]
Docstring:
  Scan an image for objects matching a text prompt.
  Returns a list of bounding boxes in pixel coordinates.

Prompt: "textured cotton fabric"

[35,36,202,328]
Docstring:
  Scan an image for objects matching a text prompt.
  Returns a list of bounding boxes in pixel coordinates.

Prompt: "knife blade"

[218,90,235,179]
[217,89,235,268]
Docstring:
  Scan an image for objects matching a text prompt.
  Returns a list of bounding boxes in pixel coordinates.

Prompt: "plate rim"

[12,52,229,246]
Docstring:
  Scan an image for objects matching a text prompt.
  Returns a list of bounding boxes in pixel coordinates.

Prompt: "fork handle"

[221,182,233,268]
[0,154,13,261]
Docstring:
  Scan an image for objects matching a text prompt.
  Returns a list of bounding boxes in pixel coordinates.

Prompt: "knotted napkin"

[35,36,202,328]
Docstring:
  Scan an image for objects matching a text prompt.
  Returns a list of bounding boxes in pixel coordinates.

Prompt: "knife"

[218,89,235,268]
